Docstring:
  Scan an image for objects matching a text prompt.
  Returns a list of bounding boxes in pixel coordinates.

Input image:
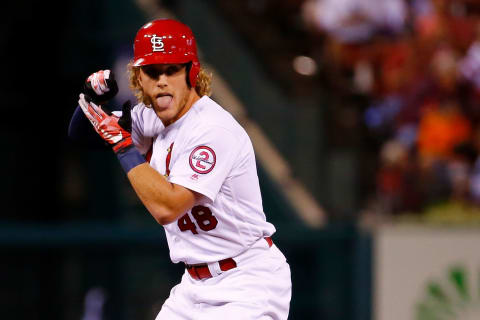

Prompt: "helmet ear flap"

[188,61,200,88]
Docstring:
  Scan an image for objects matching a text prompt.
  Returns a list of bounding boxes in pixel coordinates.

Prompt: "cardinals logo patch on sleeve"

[189,146,216,174]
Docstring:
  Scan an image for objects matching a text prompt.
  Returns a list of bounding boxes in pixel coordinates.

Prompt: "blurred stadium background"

[1,0,480,319]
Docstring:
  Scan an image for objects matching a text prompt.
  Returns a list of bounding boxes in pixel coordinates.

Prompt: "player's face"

[138,63,199,126]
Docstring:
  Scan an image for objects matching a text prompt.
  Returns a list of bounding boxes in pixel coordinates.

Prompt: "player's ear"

[136,68,143,87]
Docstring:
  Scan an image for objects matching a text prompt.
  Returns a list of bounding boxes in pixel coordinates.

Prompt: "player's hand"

[84,70,119,105]
[78,93,132,153]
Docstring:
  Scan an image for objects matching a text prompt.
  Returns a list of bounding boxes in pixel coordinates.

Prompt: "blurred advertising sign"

[374,225,480,320]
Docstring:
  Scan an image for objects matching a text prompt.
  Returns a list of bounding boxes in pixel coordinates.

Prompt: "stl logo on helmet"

[150,34,165,52]
[189,146,216,174]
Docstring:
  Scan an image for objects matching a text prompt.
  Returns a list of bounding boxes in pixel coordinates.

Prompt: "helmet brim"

[132,54,195,67]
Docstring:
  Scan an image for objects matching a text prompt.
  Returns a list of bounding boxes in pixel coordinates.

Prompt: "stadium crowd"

[303,0,480,220]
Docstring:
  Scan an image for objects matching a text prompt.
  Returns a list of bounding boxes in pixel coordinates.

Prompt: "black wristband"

[116,146,146,173]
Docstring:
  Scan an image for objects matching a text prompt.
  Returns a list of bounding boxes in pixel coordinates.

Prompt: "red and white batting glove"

[84,70,119,105]
[88,70,111,95]
[78,93,132,154]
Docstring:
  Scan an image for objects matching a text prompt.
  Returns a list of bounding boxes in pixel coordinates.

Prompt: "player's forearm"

[115,147,195,224]
[127,163,196,225]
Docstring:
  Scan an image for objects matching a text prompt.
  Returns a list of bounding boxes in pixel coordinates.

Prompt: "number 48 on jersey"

[177,205,218,234]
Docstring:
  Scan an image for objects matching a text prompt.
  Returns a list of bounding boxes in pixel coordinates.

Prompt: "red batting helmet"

[133,19,201,87]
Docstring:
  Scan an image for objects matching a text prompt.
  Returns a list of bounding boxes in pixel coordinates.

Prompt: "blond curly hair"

[127,62,212,106]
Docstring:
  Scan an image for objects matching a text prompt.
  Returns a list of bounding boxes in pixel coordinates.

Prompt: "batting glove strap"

[112,136,133,153]
[116,146,146,173]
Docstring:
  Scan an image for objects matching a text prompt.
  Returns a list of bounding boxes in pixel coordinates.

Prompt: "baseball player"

[70,19,292,319]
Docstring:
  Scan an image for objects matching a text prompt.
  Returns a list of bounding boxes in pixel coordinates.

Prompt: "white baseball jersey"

[131,96,276,265]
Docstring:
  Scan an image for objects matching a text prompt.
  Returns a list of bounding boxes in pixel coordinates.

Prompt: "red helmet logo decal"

[189,146,216,174]
[150,34,165,52]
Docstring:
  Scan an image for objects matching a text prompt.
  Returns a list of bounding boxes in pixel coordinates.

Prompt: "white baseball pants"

[155,238,292,320]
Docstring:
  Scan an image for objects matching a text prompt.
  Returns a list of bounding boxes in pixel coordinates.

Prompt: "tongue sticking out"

[156,95,173,109]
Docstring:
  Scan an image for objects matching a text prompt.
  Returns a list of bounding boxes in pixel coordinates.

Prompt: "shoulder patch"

[189,146,216,174]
